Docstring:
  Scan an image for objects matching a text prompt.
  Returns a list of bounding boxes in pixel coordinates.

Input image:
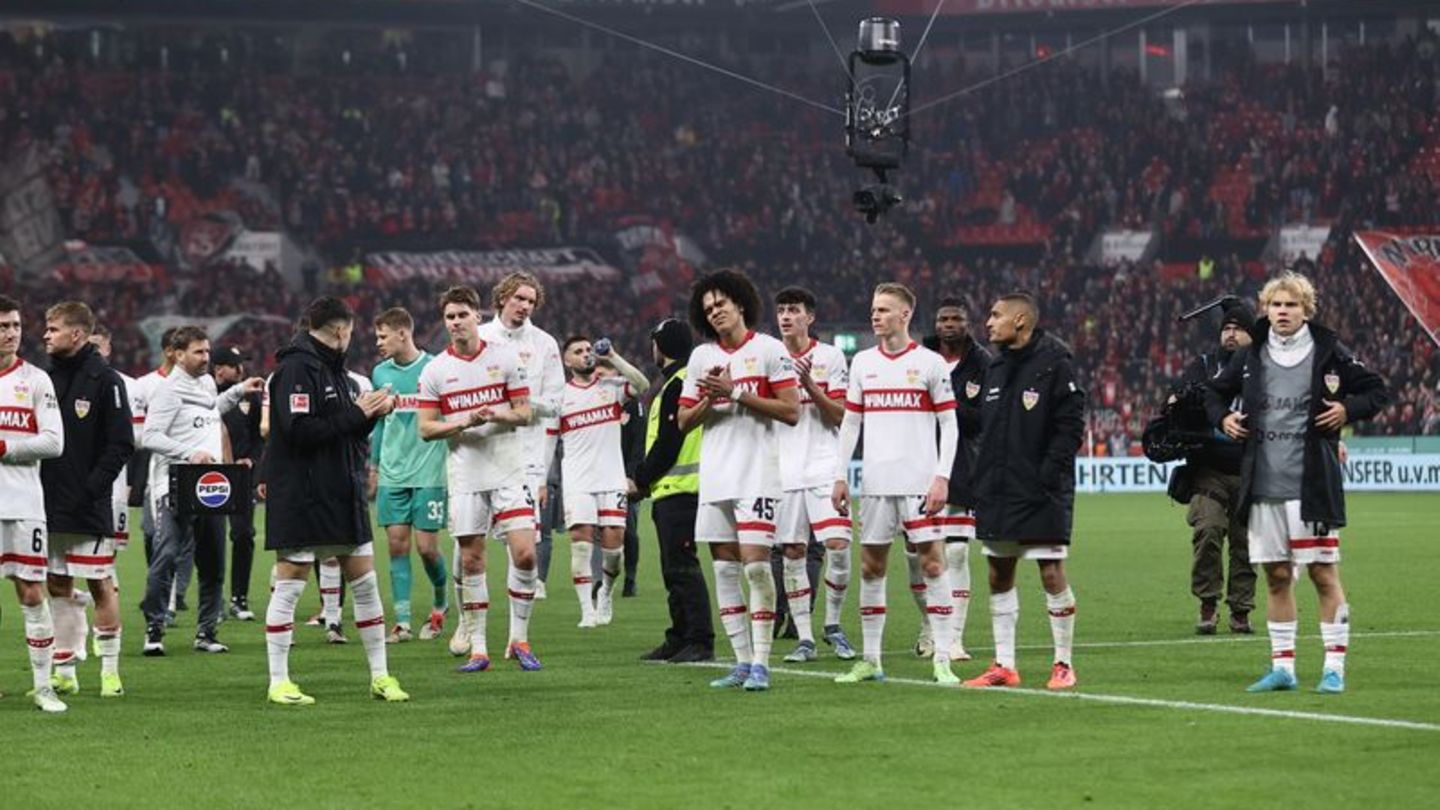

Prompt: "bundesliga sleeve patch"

[290,393,311,414]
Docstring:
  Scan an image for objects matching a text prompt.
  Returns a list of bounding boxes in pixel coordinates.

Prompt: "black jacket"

[924,335,992,507]
[264,333,377,550]
[219,381,265,465]
[42,343,134,534]
[1204,318,1389,528]
[972,331,1086,543]
[621,396,645,482]
[635,361,684,495]
[1176,352,1244,475]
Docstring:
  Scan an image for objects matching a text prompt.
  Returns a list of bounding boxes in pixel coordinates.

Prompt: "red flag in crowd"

[1354,230,1440,348]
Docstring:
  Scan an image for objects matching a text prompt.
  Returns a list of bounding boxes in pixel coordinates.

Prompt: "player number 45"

[751,498,776,521]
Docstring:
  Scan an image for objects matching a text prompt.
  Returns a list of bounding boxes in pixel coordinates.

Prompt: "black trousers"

[229,496,256,601]
[624,502,640,585]
[651,494,714,650]
[142,503,225,637]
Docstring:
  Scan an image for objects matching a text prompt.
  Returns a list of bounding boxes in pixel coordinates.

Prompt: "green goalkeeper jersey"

[370,351,447,488]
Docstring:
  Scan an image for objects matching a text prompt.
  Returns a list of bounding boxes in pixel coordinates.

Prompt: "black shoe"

[667,644,715,664]
[193,633,229,653]
[1229,611,1254,635]
[640,643,680,661]
[1196,600,1219,635]
[143,625,165,657]
[622,581,637,598]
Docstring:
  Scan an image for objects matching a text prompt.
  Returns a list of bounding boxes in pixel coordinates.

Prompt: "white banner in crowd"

[847,453,1440,494]
[367,247,621,284]
[1278,223,1332,264]
[1100,229,1153,264]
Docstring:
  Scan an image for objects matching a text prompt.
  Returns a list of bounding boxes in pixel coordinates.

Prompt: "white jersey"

[477,318,563,480]
[128,366,170,440]
[348,370,373,395]
[114,371,137,505]
[777,339,848,491]
[559,376,635,495]
[143,370,246,508]
[0,359,64,520]
[418,342,529,494]
[679,331,797,503]
[844,341,956,496]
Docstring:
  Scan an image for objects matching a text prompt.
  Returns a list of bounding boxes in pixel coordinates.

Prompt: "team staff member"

[41,302,133,699]
[1206,272,1388,694]
[634,319,713,663]
[1174,301,1256,635]
[967,292,1085,691]
[262,297,408,706]
[214,346,264,622]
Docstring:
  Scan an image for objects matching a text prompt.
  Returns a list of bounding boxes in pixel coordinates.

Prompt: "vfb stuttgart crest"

[196,471,232,509]
[1324,372,1340,394]
[74,398,91,419]
[965,381,980,400]
[1022,388,1040,411]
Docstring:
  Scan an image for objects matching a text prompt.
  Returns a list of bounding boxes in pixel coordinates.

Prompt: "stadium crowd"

[1,30,1437,443]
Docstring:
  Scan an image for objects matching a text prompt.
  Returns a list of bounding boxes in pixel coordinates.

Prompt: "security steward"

[40,301,133,695]
[1171,301,1257,635]
[634,318,714,663]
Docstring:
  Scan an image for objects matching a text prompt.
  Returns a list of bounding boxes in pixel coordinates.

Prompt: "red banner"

[1354,231,1440,348]
[877,0,1282,15]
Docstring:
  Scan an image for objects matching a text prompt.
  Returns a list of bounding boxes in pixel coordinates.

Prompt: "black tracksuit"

[925,335,993,512]
[220,381,264,600]
[1203,318,1389,527]
[972,331,1086,544]
[42,343,134,536]
[620,396,644,587]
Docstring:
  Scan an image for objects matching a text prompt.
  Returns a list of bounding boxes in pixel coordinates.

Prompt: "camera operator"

[1169,301,1258,635]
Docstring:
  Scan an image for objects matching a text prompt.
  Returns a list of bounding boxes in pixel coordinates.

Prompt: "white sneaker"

[577,614,598,629]
[535,581,548,601]
[448,611,472,657]
[595,588,614,626]
[31,686,68,714]
[914,625,934,658]
[949,637,972,662]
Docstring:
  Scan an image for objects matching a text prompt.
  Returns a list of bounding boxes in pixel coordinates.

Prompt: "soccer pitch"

[4,493,1436,807]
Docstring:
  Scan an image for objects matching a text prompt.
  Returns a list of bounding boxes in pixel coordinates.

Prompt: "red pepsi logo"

[196,471,231,508]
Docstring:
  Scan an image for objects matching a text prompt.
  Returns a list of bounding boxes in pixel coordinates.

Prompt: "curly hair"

[688,268,762,341]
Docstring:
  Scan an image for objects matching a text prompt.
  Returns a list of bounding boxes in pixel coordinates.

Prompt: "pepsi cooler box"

[170,463,251,516]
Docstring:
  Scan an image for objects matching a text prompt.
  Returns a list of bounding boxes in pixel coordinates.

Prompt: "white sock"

[350,571,388,678]
[1268,620,1298,673]
[992,589,1020,670]
[51,592,83,678]
[168,579,177,612]
[904,550,926,616]
[859,576,887,667]
[925,572,955,665]
[462,574,489,657]
[570,540,595,618]
[712,560,751,665]
[1045,587,1076,665]
[946,542,971,647]
[96,625,121,677]
[1322,603,1349,675]
[600,547,623,595]
[22,602,55,692]
[744,561,776,669]
[782,555,815,644]
[507,564,536,645]
[266,579,304,687]
[320,563,342,627]
[823,546,849,628]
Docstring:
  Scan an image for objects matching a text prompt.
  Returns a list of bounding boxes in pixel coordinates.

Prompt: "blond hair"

[1259,271,1317,319]
[492,271,545,311]
[873,282,916,310]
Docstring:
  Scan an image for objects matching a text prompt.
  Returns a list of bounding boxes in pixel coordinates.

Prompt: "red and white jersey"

[418,342,529,494]
[478,318,564,479]
[679,331,797,503]
[114,371,137,506]
[0,359,64,521]
[559,376,635,495]
[128,366,170,439]
[778,339,848,491]
[844,341,956,496]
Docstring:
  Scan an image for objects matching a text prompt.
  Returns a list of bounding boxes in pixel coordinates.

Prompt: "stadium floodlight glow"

[846,17,909,224]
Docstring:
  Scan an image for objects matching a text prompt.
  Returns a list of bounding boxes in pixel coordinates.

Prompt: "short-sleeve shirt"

[417,343,529,494]
[777,339,849,492]
[559,376,635,495]
[844,341,956,496]
[0,359,63,521]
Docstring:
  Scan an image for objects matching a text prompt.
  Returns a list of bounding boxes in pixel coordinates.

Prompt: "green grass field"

[4,493,1437,807]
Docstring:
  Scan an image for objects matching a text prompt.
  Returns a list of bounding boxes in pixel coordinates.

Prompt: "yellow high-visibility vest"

[645,367,700,500]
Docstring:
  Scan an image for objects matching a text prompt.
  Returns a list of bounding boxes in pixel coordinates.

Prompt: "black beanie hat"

[651,318,693,362]
[1221,299,1255,331]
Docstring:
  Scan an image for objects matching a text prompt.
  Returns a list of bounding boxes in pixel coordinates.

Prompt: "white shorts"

[0,520,47,582]
[279,542,375,565]
[1247,499,1341,565]
[528,474,545,531]
[859,496,944,545]
[696,497,779,546]
[939,505,976,542]
[49,533,115,580]
[565,491,629,530]
[451,486,535,540]
[981,540,1070,560]
[776,486,852,544]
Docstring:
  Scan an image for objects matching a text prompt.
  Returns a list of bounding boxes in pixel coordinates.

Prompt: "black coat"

[1203,318,1389,528]
[1176,352,1244,475]
[264,334,377,550]
[42,343,134,534]
[219,382,264,465]
[971,331,1086,543]
[924,335,992,508]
